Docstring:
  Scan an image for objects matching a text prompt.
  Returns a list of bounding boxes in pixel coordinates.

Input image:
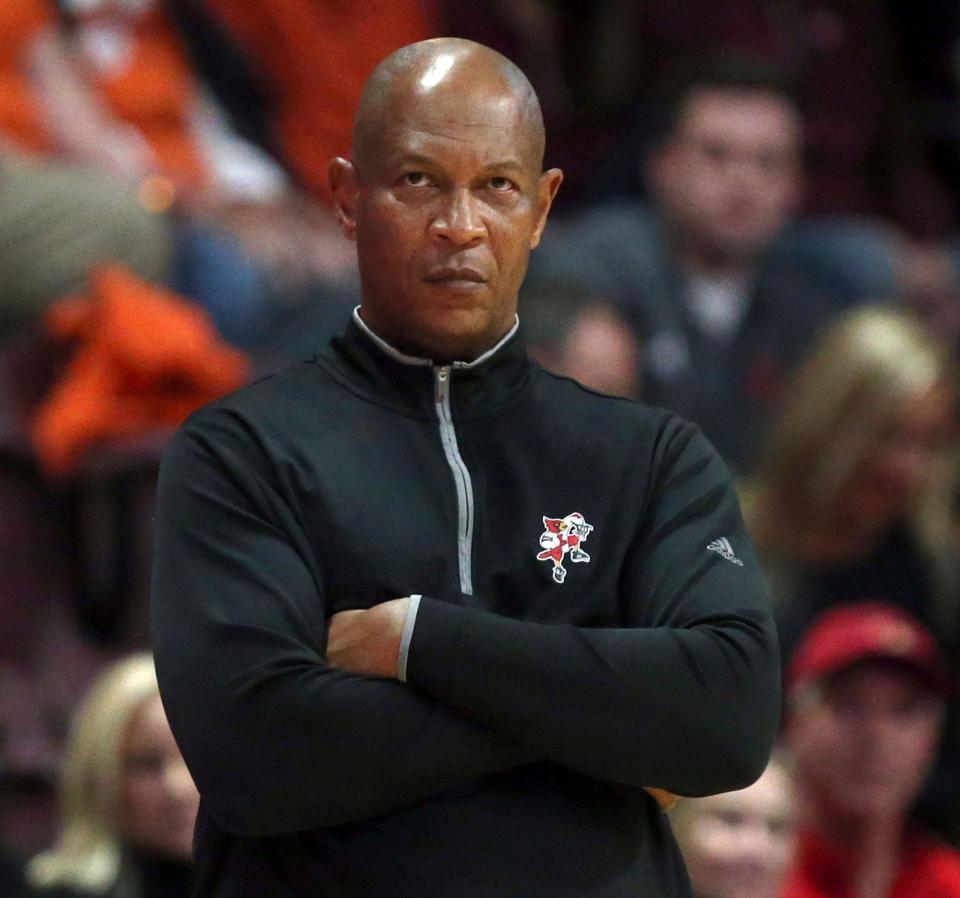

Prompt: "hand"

[326,597,411,679]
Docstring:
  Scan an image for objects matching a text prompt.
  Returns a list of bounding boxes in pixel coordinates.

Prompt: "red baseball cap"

[786,602,953,697]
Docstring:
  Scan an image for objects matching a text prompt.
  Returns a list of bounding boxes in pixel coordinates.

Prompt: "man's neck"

[670,231,757,281]
[803,803,904,898]
[354,307,519,367]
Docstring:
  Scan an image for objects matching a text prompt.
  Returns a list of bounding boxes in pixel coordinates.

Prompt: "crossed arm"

[326,604,685,814]
[151,417,779,838]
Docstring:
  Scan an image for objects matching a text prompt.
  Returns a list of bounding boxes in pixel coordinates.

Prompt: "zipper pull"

[436,365,450,403]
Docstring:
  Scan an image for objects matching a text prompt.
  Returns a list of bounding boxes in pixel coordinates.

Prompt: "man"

[151,38,780,896]
[533,57,846,472]
[782,602,960,898]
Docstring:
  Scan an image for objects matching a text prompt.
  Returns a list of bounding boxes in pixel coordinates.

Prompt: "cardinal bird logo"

[536,512,594,583]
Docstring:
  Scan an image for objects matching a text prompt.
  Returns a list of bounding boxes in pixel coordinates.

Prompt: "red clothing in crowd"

[781,828,960,898]
[81,3,207,190]
[0,0,208,189]
[0,0,54,151]
[200,0,437,202]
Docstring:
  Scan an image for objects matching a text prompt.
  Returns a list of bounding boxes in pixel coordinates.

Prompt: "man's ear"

[529,167,564,249]
[329,156,360,241]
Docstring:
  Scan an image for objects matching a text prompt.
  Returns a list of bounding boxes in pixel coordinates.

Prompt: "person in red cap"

[781,601,959,898]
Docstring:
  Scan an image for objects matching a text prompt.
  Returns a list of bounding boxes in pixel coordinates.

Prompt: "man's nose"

[429,189,486,245]
[737,819,775,857]
[723,152,764,188]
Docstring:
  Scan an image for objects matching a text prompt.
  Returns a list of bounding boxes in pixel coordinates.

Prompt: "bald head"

[352,38,545,179]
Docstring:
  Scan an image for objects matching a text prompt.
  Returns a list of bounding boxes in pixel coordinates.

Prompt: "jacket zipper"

[435,365,474,595]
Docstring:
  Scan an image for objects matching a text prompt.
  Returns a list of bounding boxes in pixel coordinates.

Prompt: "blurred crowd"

[2,1,960,896]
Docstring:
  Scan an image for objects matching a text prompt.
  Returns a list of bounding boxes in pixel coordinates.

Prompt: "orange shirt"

[781,828,960,898]
[0,0,55,151]
[72,4,206,189]
[1,0,207,188]
[202,0,437,201]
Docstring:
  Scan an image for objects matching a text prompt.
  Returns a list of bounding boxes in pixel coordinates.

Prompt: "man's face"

[333,77,562,361]
[787,661,944,821]
[837,382,953,530]
[649,89,801,264]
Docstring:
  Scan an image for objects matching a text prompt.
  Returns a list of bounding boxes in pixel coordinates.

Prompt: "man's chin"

[417,312,512,363]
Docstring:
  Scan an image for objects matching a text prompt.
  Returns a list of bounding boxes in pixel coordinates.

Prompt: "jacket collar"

[351,307,521,369]
[317,307,535,420]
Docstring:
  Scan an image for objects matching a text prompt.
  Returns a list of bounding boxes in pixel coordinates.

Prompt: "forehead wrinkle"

[374,114,540,178]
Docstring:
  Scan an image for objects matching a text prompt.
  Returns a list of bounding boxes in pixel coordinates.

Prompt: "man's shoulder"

[546,201,660,260]
[183,358,333,427]
[165,358,344,467]
[531,202,665,298]
[562,199,658,234]
[531,366,660,420]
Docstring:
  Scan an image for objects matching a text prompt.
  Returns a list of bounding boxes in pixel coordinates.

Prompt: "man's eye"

[488,177,515,192]
[402,172,431,187]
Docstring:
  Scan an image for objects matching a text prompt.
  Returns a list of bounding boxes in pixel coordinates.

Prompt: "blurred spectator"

[520,282,641,398]
[769,216,900,308]
[744,305,960,841]
[26,653,197,898]
[742,306,958,659]
[534,55,842,471]
[0,0,359,350]
[31,0,286,206]
[782,603,960,897]
[602,1,957,237]
[672,754,796,898]
[0,153,172,335]
[0,1,172,333]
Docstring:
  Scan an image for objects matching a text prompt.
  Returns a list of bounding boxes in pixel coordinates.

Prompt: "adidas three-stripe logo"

[706,537,743,566]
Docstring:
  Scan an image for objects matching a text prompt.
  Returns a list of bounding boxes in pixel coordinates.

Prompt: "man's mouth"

[424,267,488,285]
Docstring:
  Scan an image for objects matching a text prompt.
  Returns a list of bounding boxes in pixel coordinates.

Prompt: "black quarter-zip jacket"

[151,315,780,897]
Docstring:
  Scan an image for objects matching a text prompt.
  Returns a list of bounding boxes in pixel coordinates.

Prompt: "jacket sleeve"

[150,415,532,838]
[405,421,780,797]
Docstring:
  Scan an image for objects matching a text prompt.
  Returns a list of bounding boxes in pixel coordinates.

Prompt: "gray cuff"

[397,594,422,683]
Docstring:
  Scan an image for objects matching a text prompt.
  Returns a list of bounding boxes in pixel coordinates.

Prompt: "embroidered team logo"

[537,512,593,583]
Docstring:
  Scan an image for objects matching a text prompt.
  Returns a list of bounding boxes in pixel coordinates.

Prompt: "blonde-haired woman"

[27,653,197,898]
[743,305,958,657]
[744,306,960,842]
